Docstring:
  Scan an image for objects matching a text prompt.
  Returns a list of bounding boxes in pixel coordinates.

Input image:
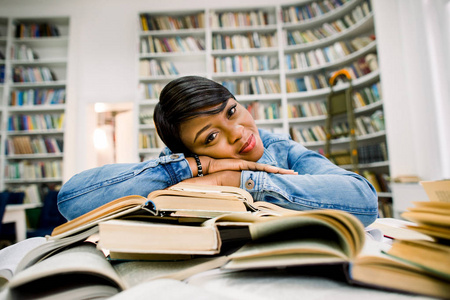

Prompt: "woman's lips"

[239,134,256,154]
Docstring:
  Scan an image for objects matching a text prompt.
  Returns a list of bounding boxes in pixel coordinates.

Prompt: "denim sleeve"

[241,141,378,227]
[57,153,192,220]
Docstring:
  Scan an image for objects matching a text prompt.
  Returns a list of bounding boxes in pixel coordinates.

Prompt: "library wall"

[1,0,448,184]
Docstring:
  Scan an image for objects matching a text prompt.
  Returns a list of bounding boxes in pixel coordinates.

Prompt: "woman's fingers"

[205,157,297,175]
[241,162,297,174]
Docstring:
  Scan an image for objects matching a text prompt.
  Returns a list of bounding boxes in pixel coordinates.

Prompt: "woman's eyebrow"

[193,124,211,143]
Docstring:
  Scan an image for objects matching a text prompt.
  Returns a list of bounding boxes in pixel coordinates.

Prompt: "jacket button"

[170,154,179,159]
[245,179,255,189]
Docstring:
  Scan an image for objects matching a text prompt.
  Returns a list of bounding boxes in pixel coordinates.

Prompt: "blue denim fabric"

[241,129,378,227]
[58,129,378,226]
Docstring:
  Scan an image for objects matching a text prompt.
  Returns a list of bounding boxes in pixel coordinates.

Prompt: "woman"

[58,76,377,226]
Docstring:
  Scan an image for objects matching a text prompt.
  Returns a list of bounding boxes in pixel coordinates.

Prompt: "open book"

[97,208,364,261]
[50,183,264,238]
[6,242,227,299]
[347,181,450,299]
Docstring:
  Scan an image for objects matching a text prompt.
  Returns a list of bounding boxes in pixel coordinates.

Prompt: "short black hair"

[154,76,235,154]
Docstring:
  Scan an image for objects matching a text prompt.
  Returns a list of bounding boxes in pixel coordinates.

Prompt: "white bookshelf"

[0,16,69,203]
[136,0,392,216]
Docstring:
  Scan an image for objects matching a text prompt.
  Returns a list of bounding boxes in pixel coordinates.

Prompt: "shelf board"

[5,153,64,160]
[212,70,280,79]
[9,80,67,88]
[211,47,278,56]
[139,51,206,59]
[234,93,282,102]
[6,129,64,136]
[8,104,66,112]
[12,36,69,47]
[140,28,205,37]
[211,24,277,34]
[10,58,68,67]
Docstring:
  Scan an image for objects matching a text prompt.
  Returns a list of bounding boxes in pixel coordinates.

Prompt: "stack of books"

[2,182,449,299]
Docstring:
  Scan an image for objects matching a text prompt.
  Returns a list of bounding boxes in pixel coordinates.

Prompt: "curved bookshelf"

[285,40,377,76]
[282,0,361,30]
[284,14,374,52]
[134,2,392,215]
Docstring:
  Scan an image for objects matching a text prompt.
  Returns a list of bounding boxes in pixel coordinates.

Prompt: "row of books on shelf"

[211,10,273,28]
[316,142,387,167]
[287,81,382,118]
[356,110,385,135]
[353,82,381,108]
[15,22,61,38]
[288,100,328,118]
[244,101,281,121]
[139,12,205,31]
[139,59,179,77]
[289,114,385,144]
[140,35,205,54]
[377,197,393,218]
[213,55,278,73]
[281,0,350,23]
[4,160,62,180]
[220,76,281,96]
[286,54,378,93]
[12,66,58,83]
[139,111,153,125]
[285,35,375,70]
[358,142,388,164]
[363,170,391,194]
[5,136,64,155]
[9,44,40,61]
[212,32,277,51]
[286,1,371,46]
[9,88,66,106]
[139,82,164,100]
[6,184,43,204]
[138,132,163,150]
[8,113,65,131]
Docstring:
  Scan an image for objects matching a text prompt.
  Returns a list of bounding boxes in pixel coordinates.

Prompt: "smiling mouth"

[239,134,256,154]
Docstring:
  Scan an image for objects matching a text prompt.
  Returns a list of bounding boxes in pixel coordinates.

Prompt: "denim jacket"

[58,129,378,226]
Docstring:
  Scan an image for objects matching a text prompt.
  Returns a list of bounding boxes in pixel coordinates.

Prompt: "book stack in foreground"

[1,182,449,299]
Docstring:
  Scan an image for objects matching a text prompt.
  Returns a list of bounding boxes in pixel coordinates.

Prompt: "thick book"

[97,208,361,259]
[50,183,259,238]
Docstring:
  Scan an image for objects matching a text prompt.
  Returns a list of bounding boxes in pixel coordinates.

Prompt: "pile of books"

[2,182,450,299]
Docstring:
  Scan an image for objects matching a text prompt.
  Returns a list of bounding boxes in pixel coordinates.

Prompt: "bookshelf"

[0,16,69,205]
[136,0,392,216]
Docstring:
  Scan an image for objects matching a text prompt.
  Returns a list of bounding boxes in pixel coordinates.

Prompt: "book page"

[0,237,46,285]
[420,180,450,202]
[9,244,127,294]
[113,257,226,288]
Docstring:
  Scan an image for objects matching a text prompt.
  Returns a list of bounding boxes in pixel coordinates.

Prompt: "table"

[2,203,42,242]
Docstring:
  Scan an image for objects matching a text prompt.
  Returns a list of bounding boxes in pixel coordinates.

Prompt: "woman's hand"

[186,156,297,177]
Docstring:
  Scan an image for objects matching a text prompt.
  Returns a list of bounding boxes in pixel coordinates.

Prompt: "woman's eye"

[227,105,237,118]
[205,132,217,144]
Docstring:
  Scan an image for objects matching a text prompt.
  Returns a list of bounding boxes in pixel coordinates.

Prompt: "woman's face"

[179,98,264,162]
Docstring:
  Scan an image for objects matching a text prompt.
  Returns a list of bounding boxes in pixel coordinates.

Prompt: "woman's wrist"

[193,155,203,177]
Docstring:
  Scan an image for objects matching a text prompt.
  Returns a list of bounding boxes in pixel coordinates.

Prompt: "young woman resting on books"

[57,76,378,227]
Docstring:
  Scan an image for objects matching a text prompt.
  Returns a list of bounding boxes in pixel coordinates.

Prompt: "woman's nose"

[228,124,244,144]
